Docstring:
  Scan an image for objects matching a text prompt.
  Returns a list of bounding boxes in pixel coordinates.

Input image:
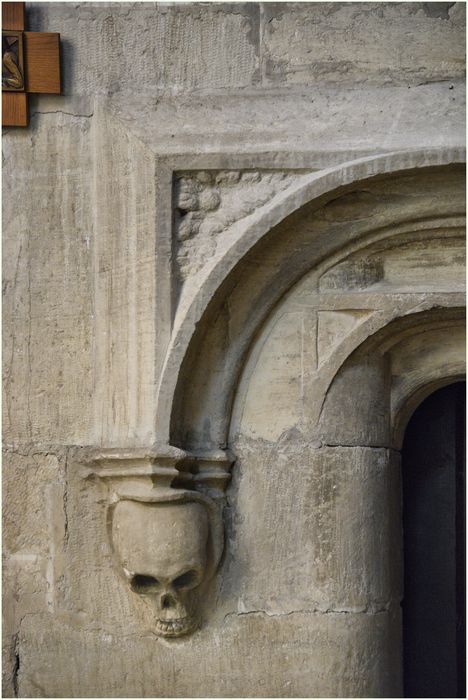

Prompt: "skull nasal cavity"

[161,594,175,609]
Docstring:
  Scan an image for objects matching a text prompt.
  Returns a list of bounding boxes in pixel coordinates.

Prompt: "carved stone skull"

[112,498,211,637]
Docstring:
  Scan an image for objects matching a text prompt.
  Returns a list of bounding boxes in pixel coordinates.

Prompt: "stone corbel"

[82,446,234,637]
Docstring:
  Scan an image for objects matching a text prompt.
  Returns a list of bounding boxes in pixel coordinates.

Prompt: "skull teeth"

[155,616,197,637]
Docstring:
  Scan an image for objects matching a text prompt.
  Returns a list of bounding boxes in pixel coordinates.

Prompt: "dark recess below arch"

[402,381,466,698]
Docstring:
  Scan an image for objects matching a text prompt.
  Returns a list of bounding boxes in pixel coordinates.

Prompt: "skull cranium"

[112,499,210,637]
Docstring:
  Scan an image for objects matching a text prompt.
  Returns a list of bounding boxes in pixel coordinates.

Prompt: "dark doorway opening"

[402,381,465,698]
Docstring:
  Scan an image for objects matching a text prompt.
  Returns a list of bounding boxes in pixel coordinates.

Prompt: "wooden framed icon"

[2,2,61,126]
[2,29,24,92]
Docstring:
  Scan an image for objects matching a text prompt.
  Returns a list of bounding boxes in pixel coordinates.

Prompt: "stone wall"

[3,2,465,697]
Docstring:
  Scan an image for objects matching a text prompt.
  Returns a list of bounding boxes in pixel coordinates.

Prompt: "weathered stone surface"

[16,607,402,697]
[3,2,465,698]
[27,2,260,95]
[225,441,402,613]
[97,79,465,156]
[174,170,302,283]
[3,449,66,558]
[230,309,306,442]
[91,108,162,447]
[3,113,94,447]
[319,354,391,447]
[3,450,67,697]
[263,2,465,87]
[26,2,466,95]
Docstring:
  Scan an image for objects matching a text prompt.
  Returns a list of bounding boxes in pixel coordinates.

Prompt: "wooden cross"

[2,1,61,126]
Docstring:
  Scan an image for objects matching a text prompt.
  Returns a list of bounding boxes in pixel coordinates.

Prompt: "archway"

[155,152,465,449]
[89,156,465,697]
[402,381,466,698]
[165,161,465,452]
[226,300,464,696]
[160,161,464,695]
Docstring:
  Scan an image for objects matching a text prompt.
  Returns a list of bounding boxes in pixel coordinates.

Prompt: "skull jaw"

[154,614,199,638]
[141,590,201,638]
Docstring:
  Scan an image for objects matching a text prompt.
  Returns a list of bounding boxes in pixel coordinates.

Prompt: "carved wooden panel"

[2,30,24,91]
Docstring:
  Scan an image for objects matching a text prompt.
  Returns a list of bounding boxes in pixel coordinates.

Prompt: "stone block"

[262,2,465,87]
[319,353,391,447]
[231,309,306,442]
[224,441,402,614]
[15,607,402,697]
[3,450,65,557]
[2,113,94,446]
[3,450,67,696]
[27,3,260,95]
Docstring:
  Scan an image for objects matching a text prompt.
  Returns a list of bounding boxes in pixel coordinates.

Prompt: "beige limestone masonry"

[3,2,466,698]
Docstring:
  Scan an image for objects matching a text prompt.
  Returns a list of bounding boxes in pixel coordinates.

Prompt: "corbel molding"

[80,445,235,498]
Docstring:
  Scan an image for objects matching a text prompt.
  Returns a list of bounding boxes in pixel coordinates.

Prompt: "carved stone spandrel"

[174,169,307,285]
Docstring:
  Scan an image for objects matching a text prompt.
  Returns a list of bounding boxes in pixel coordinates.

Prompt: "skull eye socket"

[131,574,159,592]
[173,569,199,589]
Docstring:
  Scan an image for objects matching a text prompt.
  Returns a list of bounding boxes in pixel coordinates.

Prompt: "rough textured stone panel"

[28,2,260,95]
[262,2,465,87]
[174,170,302,284]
